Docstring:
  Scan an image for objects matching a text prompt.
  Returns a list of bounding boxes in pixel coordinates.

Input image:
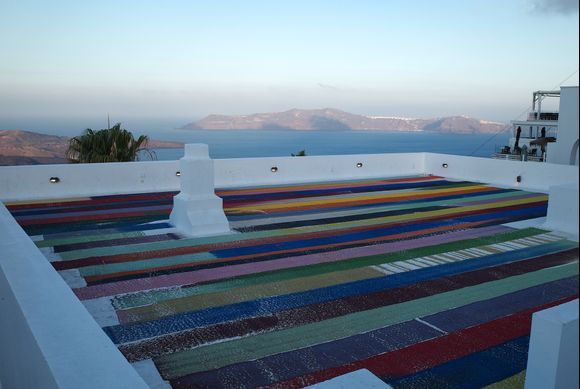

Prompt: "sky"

[0,0,578,129]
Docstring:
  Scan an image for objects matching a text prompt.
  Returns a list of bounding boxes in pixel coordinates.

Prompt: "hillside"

[0,130,183,166]
[181,108,507,133]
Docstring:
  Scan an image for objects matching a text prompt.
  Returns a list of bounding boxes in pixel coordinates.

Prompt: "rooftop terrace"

[4,173,578,388]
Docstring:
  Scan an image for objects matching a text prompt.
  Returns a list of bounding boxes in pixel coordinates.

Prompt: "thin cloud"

[529,0,579,14]
[317,83,340,91]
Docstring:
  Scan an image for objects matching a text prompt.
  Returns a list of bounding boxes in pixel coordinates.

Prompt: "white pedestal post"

[524,299,579,389]
[543,183,579,242]
[170,144,230,237]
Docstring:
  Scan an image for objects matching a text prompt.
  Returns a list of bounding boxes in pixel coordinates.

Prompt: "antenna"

[107,113,111,130]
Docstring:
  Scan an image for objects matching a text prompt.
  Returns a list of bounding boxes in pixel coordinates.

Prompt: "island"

[181,108,508,134]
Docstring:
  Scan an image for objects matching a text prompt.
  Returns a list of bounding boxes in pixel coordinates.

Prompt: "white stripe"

[455,250,477,258]
[414,318,448,334]
[431,254,457,262]
[540,234,560,241]
[441,252,465,261]
[371,265,393,275]
[394,261,421,271]
[488,243,509,251]
[414,257,440,266]
[380,264,406,273]
[502,242,527,249]
[407,259,430,268]
[516,238,538,246]
[492,243,515,251]
[522,236,544,244]
[438,253,464,262]
[471,248,494,255]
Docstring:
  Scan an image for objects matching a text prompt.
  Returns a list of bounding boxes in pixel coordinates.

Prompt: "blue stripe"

[386,336,529,388]
[221,180,456,201]
[226,188,518,220]
[103,240,576,344]
[215,204,547,258]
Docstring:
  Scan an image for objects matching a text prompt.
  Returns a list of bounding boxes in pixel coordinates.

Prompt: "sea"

[5,117,511,160]
[146,130,510,160]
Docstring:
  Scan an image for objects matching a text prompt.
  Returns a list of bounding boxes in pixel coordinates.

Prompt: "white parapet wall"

[0,150,578,388]
[214,152,426,188]
[425,153,579,193]
[0,160,180,202]
[1,152,579,202]
[0,203,148,389]
[525,299,579,389]
[547,86,579,166]
[543,182,580,241]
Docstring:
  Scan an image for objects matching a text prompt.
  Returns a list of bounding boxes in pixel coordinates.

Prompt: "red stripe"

[228,186,501,215]
[55,199,541,272]
[6,192,176,210]
[267,296,576,388]
[82,219,496,284]
[216,176,444,197]
[17,209,170,226]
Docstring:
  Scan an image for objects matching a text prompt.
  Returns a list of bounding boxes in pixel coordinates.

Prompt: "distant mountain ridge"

[181,108,507,134]
[0,130,183,166]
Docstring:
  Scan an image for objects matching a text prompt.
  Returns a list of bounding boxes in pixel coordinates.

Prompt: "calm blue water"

[143,130,510,160]
[2,115,509,160]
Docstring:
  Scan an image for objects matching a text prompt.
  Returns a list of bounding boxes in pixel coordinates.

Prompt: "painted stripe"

[169,280,577,388]
[74,227,546,300]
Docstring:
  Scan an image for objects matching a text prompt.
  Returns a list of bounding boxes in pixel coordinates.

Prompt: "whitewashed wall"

[547,86,579,166]
[0,203,148,389]
[214,153,425,188]
[0,151,578,387]
[426,154,579,193]
[1,153,579,201]
[0,160,180,202]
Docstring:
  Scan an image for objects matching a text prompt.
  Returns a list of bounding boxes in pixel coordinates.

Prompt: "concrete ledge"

[543,182,579,241]
[0,160,180,202]
[214,152,426,188]
[1,152,578,202]
[0,203,147,389]
[525,299,579,389]
[425,154,579,192]
[307,369,392,389]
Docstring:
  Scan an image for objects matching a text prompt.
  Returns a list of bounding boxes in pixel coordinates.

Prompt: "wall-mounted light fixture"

[442,163,449,168]
[175,171,181,177]
[356,162,363,168]
[516,175,522,183]
[271,166,278,173]
[49,177,60,183]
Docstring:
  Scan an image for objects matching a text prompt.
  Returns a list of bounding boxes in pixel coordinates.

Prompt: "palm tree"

[66,123,154,163]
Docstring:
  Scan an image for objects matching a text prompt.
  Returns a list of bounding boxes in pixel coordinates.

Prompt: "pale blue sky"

[0,0,578,125]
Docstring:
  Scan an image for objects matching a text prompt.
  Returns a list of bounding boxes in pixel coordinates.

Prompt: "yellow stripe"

[4,197,92,206]
[226,184,495,213]
[231,195,547,238]
[220,177,439,196]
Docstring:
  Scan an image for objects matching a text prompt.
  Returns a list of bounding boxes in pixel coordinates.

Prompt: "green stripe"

[112,228,548,310]
[57,190,541,261]
[80,252,217,277]
[117,234,567,322]
[35,231,146,248]
[154,261,579,379]
[118,267,384,323]
[485,370,526,388]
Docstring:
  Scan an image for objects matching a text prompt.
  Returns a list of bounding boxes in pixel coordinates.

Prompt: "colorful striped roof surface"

[6,175,579,388]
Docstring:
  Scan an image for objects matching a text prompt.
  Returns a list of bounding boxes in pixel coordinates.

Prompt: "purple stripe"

[421,276,579,332]
[74,225,511,299]
[15,204,172,221]
[170,277,578,388]
[459,193,541,206]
